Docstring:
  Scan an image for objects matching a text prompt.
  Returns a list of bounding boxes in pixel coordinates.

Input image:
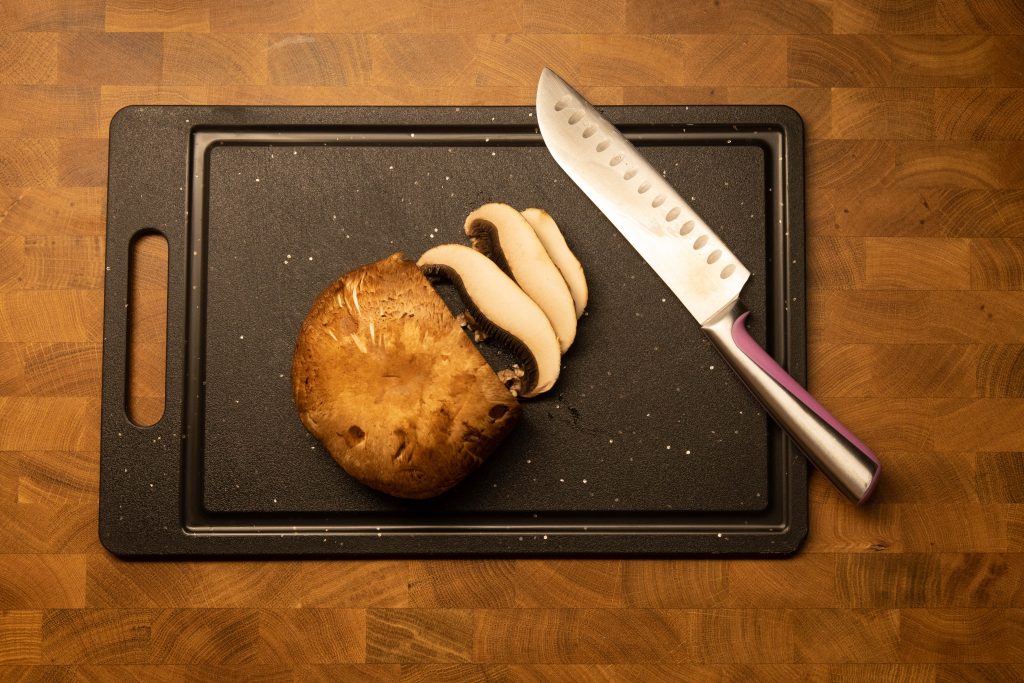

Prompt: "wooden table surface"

[2,1,1024,680]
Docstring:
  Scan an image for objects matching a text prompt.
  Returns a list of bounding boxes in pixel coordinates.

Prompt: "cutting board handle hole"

[125,231,168,428]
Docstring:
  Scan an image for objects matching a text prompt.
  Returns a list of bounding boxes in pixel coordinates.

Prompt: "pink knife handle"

[701,304,881,504]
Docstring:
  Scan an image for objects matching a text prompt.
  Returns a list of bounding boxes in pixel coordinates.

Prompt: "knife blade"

[536,68,881,504]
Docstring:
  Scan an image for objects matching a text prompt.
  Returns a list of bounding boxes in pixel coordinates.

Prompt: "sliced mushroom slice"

[464,203,577,353]
[521,207,588,319]
[418,244,561,398]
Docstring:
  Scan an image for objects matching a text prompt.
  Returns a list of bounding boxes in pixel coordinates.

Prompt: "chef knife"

[536,68,881,504]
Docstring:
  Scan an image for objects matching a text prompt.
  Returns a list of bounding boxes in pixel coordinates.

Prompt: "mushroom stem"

[465,203,578,353]
[418,244,561,398]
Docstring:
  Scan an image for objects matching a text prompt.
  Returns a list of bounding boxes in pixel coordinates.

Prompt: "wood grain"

[41,609,152,665]
[366,610,473,663]
[3,0,1024,677]
[15,450,99,503]
[57,138,107,187]
[830,88,934,140]
[525,0,627,34]
[934,89,1024,141]
[811,344,978,397]
[575,34,788,87]
[813,188,1024,238]
[104,0,210,33]
[0,86,100,139]
[0,140,59,186]
[833,0,937,34]
[971,238,1024,289]
[269,34,371,86]
[976,453,1024,502]
[625,0,832,34]
[863,236,972,289]
[0,611,43,665]
[0,555,87,609]
[936,0,1024,33]
[57,33,163,85]
[900,609,1024,662]
[0,34,60,85]
[0,187,106,236]
[149,609,259,665]
[0,0,104,32]
[162,33,267,85]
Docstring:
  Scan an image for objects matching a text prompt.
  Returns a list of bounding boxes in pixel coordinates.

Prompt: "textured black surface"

[100,105,807,557]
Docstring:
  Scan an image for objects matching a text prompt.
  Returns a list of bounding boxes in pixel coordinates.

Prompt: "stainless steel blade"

[536,68,750,325]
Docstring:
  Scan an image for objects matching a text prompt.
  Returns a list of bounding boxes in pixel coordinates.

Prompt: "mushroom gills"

[418,244,561,398]
[465,203,577,353]
[520,207,588,319]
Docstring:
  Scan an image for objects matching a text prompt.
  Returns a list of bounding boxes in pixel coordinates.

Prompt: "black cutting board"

[100,105,807,556]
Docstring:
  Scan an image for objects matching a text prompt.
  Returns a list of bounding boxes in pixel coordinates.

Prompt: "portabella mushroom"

[417,243,561,398]
[464,203,577,353]
[291,254,521,499]
[521,207,588,319]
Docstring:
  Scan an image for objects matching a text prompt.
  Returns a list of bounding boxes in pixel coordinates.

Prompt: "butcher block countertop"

[2,1,1023,680]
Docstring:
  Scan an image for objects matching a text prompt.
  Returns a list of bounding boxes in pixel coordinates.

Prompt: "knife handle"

[702,303,881,504]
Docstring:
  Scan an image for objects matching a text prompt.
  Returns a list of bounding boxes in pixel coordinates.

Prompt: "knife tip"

[539,67,561,84]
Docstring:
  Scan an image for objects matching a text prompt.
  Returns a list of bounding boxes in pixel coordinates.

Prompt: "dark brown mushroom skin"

[291,254,521,499]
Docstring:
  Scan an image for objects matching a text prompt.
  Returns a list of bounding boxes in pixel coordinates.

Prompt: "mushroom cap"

[291,254,521,499]
[418,244,561,398]
[465,203,578,353]
[521,207,588,319]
